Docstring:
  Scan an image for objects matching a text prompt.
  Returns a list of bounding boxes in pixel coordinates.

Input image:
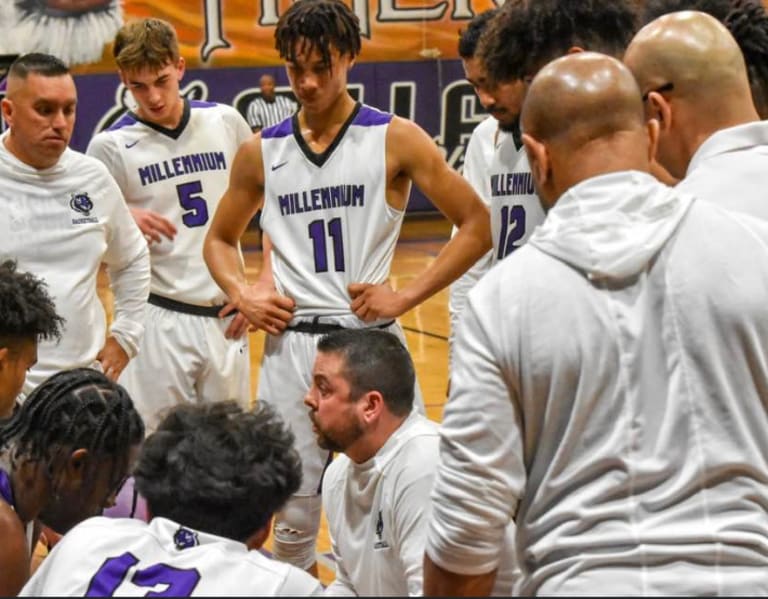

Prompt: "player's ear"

[176,56,186,80]
[0,347,8,368]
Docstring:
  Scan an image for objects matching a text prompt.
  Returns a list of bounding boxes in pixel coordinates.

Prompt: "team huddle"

[2,0,768,595]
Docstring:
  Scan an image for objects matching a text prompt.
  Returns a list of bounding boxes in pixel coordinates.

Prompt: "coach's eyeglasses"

[641,82,674,102]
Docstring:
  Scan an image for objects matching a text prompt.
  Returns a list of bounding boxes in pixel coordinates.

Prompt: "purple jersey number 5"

[86,552,201,597]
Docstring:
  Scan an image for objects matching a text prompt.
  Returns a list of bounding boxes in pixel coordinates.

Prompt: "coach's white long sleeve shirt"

[427,171,768,595]
[0,136,150,393]
[677,119,768,220]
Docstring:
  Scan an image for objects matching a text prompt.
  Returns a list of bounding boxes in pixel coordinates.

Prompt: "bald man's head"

[521,53,656,209]
[624,11,758,177]
[625,11,750,103]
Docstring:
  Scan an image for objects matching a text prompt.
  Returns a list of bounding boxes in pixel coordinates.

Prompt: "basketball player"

[0,260,62,420]
[475,0,640,266]
[0,53,150,394]
[425,52,768,595]
[20,400,322,596]
[309,329,515,595]
[643,0,768,118]
[625,11,768,220]
[204,0,492,573]
[87,18,253,431]
[0,368,144,595]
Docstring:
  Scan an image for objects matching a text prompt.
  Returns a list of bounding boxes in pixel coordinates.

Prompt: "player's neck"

[138,96,185,130]
[299,93,356,134]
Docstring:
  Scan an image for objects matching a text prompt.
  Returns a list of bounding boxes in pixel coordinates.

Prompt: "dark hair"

[458,9,500,59]
[317,329,415,417]
[479,0,638,83]
[643,0,768,118]
[134,401,302,542]
[0,368,144,489]
[275,0,361,66]
[8,53,70,79]
[0,260,63,352]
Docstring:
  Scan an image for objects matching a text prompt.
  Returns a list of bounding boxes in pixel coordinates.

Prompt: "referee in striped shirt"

[246,74,298,132]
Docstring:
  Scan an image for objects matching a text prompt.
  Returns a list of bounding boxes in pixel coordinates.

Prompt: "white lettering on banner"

[201,0,505,60]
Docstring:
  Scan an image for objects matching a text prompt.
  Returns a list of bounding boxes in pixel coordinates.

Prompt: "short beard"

[313,417,364,454]
[498,117,523,151]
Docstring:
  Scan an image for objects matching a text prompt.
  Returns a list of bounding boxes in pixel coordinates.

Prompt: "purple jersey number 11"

[86,551,201,597]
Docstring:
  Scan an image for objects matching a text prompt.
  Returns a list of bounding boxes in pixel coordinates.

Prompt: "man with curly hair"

[0,260,62,420]
[20,400,322,596]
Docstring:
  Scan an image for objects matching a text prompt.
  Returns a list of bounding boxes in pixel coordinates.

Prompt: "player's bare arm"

[0,504,32,595]
[423,554,497,597]
[349,116,492,321]
[204,136,295,335]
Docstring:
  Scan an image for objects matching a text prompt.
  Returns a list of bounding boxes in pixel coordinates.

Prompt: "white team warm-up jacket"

[427,171,768,595]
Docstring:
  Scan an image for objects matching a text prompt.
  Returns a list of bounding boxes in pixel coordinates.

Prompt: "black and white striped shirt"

[246,95,298,131]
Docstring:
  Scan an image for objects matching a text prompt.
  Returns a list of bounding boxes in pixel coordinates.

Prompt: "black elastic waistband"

[287,317,395,335]
[148,293,227,318]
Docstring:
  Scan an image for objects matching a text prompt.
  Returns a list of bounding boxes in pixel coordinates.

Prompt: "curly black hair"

[275,0,361,67]
[0,260,63,351]
[478,0,638,84]
[458,9,499,59]
[134,401,302,542]
[643,0,768,118]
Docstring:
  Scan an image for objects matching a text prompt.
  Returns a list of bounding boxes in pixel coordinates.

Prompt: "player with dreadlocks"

[0,260,63,421]
[205,0,491,575]
[0,367,144,595]
[20,400,322,596]
[643,0,768,118]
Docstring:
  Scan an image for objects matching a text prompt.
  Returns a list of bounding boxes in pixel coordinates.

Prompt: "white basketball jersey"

[87,100,251,305]
[488,132,545,262]
[260,104,404,319]
[20,516,323,596]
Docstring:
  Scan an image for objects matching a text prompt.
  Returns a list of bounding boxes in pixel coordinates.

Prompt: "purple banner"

[5,60,487,212]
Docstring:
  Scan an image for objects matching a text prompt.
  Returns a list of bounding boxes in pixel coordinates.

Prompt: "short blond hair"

[113,18,180,72]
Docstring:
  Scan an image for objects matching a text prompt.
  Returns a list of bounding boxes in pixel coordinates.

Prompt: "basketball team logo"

[70,192,94,216]
[173,526,199,550]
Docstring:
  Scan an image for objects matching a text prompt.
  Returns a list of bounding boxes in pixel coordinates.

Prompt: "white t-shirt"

[20,516,323,596]
[0,136,150,393]
[428,171,768,595]
[324,411,517,596]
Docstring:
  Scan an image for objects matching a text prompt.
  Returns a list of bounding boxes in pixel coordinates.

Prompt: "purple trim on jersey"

[0,469,14,508]
[189,99,218,109]
[353,105,393,127]
[261,117,293,139]
[107,112,139,132]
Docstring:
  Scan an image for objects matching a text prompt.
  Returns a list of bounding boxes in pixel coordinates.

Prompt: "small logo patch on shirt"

[374,510,390,549]
[70,192,98,224]
[174,526,199,550]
